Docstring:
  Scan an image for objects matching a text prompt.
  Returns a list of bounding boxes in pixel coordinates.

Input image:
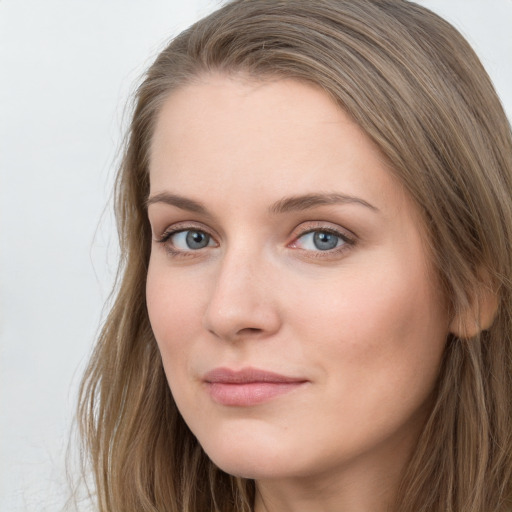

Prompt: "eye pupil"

[313,231,338,250]
[186,230,210,249]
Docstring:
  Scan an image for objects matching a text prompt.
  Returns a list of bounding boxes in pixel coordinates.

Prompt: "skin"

[146,75,451,512]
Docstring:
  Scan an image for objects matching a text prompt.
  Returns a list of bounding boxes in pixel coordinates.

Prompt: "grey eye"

[185,230,211,249]
[295,230,344,251]
[313,231,339,250]
[171,230,213,250]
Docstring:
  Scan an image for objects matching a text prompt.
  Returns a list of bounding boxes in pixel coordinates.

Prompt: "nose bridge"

[203,240,280,340]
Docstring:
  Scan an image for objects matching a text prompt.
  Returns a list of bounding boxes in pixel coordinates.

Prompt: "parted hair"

[78,1,512,510]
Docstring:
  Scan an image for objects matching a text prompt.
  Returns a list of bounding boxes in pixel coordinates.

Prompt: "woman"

[78,1,512,510]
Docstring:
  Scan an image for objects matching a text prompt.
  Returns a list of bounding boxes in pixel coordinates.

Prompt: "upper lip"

[203,367,307,384]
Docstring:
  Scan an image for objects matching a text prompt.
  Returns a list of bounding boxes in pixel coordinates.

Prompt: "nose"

[203,246,282,342]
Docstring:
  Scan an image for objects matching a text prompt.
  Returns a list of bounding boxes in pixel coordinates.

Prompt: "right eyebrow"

[145,192,209,215]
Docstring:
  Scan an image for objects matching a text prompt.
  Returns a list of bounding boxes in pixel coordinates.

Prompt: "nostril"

[239,327,263,334]
[207,325,265,341]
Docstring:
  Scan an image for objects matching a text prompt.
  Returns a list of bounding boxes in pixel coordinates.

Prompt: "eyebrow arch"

[269,193,379,214]
[146,192,209,215]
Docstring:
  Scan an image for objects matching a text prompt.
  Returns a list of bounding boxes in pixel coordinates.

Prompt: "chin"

[199,429,302,480]
[208,452,294,480]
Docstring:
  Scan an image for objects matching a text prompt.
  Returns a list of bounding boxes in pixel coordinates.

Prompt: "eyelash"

[154,223,356,259]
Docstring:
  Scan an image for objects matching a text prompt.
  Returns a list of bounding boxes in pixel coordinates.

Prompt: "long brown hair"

[78,1,512,510]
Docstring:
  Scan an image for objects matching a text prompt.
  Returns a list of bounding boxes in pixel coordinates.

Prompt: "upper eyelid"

[291,222,356,240]
[295,225,348,236]
[154,221,217,240]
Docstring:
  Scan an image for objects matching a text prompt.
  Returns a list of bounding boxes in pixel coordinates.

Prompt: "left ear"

[449,274,499,339]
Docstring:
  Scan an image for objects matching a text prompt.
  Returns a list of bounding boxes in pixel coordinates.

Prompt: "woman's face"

[146,76,450,484]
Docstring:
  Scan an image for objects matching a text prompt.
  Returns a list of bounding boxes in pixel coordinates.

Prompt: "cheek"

[146,263,211,427]
[287,258,448,400]
[273,266,448,467]
[146,262,205,365]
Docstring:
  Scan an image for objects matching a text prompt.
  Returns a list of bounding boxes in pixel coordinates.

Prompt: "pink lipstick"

[203,367,308,406]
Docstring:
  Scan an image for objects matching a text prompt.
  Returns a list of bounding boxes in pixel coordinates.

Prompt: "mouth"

[202,367,308,406]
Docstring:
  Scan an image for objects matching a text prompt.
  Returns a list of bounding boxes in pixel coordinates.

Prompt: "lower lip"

[206,381,306,406]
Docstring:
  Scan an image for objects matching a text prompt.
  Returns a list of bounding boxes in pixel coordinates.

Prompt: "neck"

[254,462,399,512]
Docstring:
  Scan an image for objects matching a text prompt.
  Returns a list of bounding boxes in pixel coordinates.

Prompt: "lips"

[203,367,308,406]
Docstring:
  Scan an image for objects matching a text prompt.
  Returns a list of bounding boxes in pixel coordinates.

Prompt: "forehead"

[149,75,404,213]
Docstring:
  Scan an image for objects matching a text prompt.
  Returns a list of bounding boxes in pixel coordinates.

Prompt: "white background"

[1,1,511,510]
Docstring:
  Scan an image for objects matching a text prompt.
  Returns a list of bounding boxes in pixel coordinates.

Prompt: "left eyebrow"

[269,193,379,214]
